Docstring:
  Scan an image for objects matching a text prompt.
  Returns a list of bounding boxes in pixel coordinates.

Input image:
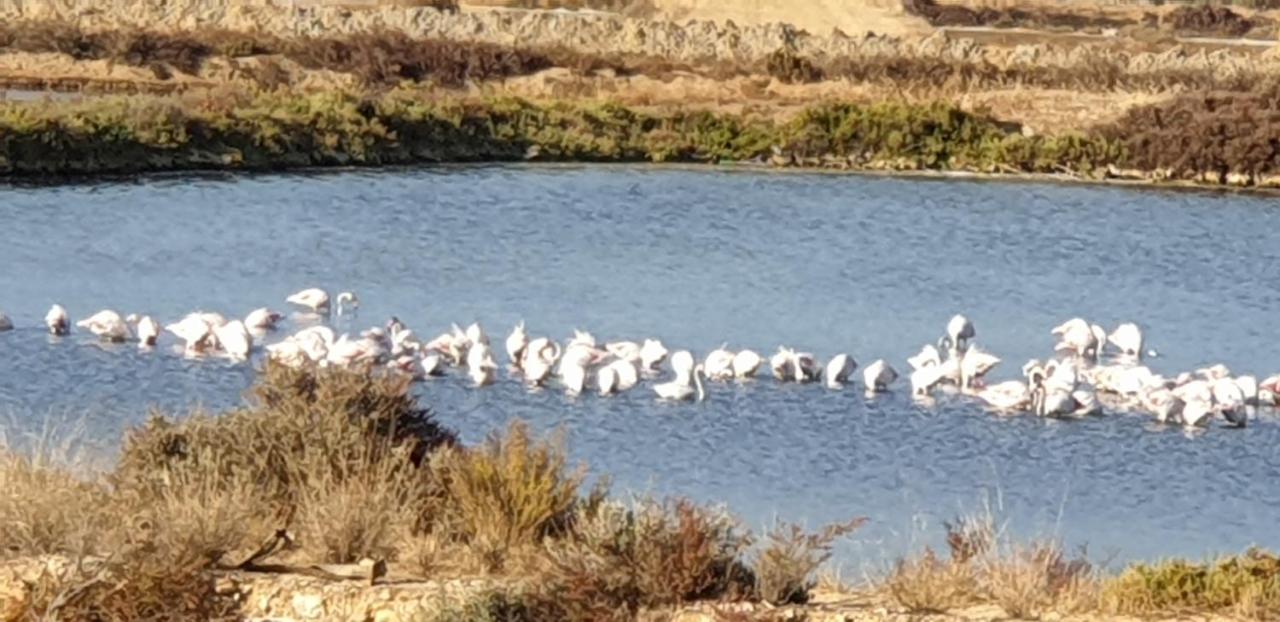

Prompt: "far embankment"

[1,1,1279,187]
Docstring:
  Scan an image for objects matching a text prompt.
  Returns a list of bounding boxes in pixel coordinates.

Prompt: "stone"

[371,609,402,622]
[291,592,326,619]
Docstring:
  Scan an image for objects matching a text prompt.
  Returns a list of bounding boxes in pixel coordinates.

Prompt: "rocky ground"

[3,555,1241,622]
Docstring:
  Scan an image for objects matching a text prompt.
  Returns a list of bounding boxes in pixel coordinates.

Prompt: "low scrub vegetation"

[877,512,1280,619]
[0,362,863,621]
[1102,78,1280,180]
[10,83,1280,184]
[1101,548,1280,617]
[0,21,561,87]
[2,364,1276,619]
[0,90,1125,178]
[902,0,1131,31]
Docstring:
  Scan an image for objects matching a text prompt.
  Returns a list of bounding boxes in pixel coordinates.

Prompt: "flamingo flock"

[1,291,1276,430]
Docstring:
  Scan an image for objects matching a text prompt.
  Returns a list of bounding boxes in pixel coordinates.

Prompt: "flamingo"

[213,320,253,360]
[506,322,529,366]
[245,308,284,332]
[824,354,856,389]
[640,339,669,372]
[76,310,130,342]
[704,345,735,381]
[466,342,498,387]
[133,315,160,348]
[863,359,897,394]
[287,288,329,313]
[732,349,763,379]
[654,351,705,402]
[335,292,359,317]
[943,314,975,354]
[1108,323,1143,359]
[45,304,69,335]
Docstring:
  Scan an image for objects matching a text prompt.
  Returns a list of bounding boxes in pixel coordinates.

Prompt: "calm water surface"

[2,166,1278,568]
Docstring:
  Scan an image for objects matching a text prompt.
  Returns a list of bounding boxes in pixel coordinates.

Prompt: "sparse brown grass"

[881,512,1097,618]
[883,548,981,613]
[0,452,109,560]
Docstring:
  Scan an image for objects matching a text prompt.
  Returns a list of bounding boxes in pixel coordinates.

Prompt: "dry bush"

[537,497,754,620]
[883,548,980,613]
[114,362,453,569]
[18,549,237,621]
[901,0,1130,31]
[430,421,583,569]
[944,514,993,565]
[1104,79,1280,178]
[0,452,110,560]
[430,590,539,622]
[981,541,1096,618]
[15,473,252,621]
[1165,5,1258,37]
[630,499,754,605]
[764,49,823,85]
[282,30,554,87]
[0,21,558,88]
[752,518,866,605]
[294,458,424,564]
[115,361,454,503]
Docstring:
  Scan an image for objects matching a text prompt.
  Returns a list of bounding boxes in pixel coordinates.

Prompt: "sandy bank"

[0,0,1273,79]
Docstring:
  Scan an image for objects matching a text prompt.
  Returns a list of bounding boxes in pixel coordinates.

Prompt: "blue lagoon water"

[1,165,1278,568]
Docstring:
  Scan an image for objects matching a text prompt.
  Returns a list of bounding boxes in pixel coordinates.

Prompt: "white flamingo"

[466,341,498,387]
[770,347,795,381]
[166,313,216,354]
[863,359,897,394]
[132,315,160,348]
[640,339,669,372]
[245,308,284,331]
[76,310,130,342]
[421,353,446,377]
[704,345,735,381]
[793,352,821,383]
[45,304,69,335]
[521,337,561,386]
[977,380,1032,412]
[943,314,975,354]
[1108,323,1144,359]
[654,351,706,402]
[559,345,594,395]
[286,288,329,313]
[824,353,856,389]
[335,292,359,317]
[732,349,763,379]
[213,320,253,360]
[958,346,1000,390]
[506,321,528,366]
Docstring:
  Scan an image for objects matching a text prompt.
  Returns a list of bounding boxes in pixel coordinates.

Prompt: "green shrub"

[431,421,584,568]
[1101,549,1280,617]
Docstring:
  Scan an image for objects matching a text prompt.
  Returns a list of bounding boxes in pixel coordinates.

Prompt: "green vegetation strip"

[0,91,1122,177]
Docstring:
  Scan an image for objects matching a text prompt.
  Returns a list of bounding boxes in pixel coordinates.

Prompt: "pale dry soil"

[0,555,1245,622]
